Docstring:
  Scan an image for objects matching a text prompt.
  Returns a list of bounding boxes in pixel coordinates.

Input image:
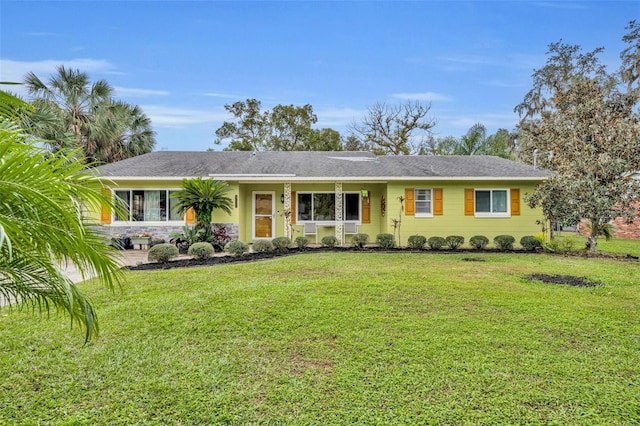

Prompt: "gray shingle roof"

[93,151,550,180]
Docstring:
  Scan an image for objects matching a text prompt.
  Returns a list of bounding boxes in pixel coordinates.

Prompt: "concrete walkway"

[63,249,181,283]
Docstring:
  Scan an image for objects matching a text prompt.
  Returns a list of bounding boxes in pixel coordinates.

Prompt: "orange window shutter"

[361,193,371,224]
[433,188,443,215]
[290,191,296,224]
[404,188,415,215]
[100,188,112,224]
[464,188,475,216]
[510,188,521,216]
[185,207,196,224]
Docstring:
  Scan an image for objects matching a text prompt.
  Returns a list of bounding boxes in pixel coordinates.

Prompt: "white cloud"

[315,107,367,128]
[203,92,245,99]
[0,58,114,82]
[142,105,229,128]
[114,86,169,97]
[391,92,453,102]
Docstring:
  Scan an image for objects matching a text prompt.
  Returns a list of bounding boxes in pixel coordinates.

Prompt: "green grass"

[1,252,639,424]
[597,238,640,256]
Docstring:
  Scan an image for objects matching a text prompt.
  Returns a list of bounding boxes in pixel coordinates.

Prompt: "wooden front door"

[253,192,274,239]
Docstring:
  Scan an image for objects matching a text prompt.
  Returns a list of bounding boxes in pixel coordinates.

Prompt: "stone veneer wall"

[105,223,239,243]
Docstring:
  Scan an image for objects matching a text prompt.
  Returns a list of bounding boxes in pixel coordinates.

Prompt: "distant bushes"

[494,235,515,251]
[351,233,369,249]
[148,243,179,263]
[407,235,427,250]
[272,237,291,252]
[376,233,395,249]
[181,232,562,259]
[470,236,489,250]
[427,237,446,250]
[188,242,214,260]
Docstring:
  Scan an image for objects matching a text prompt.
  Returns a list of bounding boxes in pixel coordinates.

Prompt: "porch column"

[283,183,292,239]
[335,182,343,244]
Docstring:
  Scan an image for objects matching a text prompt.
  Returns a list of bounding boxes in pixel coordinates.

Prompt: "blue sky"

[0,1,637,151]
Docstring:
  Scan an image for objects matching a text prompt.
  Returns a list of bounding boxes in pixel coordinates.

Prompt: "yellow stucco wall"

[384,181,543,245]
[97,178,544,246]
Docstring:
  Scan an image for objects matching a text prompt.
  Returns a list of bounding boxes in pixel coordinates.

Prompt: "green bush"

[427,236,446,250]
[407,235,427,250]
[469,235,489,250]
[445,235,465,250]
[321,235,338,248]
[225,240,249,257]
[494,235,515,251]
[147,243,179,263]
[520,236,542,251]
[376,233,395,249]
[294,236,309,249]
[544,236,578,254]
[252,239,273,253]
[272,237,291,252]
[188,242,214,260]
[351,233,369,249]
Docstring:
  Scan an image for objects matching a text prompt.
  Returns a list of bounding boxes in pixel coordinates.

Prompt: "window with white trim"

[114,189,183,222]
[475,189,509,216]
[297,192,360,222]
[415,189,433,216]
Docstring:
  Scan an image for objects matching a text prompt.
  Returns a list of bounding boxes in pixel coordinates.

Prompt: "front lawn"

[1,252,639,424]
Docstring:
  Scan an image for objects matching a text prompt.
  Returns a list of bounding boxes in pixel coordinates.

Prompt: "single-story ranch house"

[94,151,551,246]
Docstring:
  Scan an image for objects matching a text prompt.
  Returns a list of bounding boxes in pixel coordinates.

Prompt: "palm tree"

[454,123,488,155]
[172,178,234,229]
[0,90,124,342]
[23,65,155,163]
[24,65,112,151]
[86,100,156,163]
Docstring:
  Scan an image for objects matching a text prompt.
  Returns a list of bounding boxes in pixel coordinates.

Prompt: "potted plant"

[111,234,130,250]
[130,232,152,249]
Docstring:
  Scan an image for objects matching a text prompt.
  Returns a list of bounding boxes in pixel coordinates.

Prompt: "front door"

[253,192,275,239]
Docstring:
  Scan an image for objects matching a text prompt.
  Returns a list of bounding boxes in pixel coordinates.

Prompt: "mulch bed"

[125,245,637,272]
[525,273,602,287]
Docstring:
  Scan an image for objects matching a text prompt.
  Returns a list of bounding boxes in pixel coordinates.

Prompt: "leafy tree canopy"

[215,99,343,151]
[419,125,516,159]
[515,20,640,250]
[22,65,155,164]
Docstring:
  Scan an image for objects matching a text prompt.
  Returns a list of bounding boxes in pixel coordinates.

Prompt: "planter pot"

[131,237,152,250]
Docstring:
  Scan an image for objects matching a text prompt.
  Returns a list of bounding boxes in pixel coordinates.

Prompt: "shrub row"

[148,234,548,263]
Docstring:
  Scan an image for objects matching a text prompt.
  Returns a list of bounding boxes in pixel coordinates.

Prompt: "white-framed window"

[297,192,360,222]
[415,189,433,217]
[114,189,184,222]
[475,189,509,217]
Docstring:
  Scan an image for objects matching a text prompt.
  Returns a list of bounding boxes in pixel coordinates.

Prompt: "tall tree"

[23,65,155,163]
[269,104,317,151]
[418,126,515,159]
[305,128,343,151]
[87,101,156,163]
[453,123,487,155]
[350,100,436,155]
[0,90,124,342]
[215,99,334,151]
[215,99,270,151]
[515,23,640,250]
[343,134,370,152]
